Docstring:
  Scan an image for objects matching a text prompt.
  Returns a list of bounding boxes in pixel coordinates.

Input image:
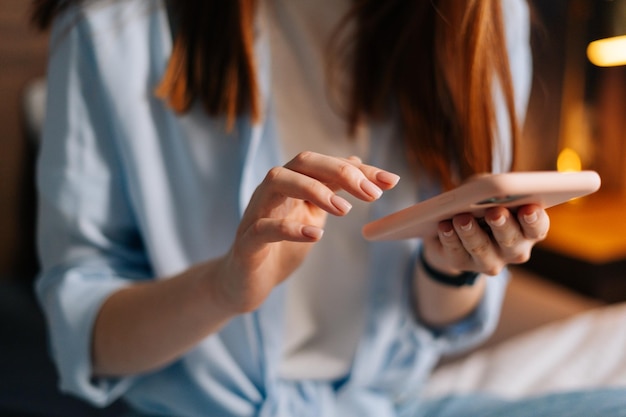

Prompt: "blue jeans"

[412,388,626,417]
[121,388,626,416]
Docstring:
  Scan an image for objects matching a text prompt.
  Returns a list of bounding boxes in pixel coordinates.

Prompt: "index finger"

[341,156,400,190]
[285,151,399,201]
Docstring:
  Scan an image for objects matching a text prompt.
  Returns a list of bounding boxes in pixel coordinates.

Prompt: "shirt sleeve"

[35,8,151,406]
[417,268,510,357]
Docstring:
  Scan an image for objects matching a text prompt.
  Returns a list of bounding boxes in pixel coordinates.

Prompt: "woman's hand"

[414,204,549,326]
[216,151,400,313]
[92,152,398,376]
[422,204,550,276]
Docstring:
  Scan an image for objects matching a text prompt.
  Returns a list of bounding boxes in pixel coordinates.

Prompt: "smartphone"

[362,170,601,241]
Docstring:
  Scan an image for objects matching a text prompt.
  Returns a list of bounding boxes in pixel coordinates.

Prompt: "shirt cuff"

[407,249,510,356]
[425,270,510,357]
[36,263,139,406]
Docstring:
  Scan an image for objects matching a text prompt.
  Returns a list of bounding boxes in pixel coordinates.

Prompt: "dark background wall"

[0,0,48,281]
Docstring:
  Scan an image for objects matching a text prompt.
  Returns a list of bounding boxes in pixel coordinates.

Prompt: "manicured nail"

[360,180,383,199]
[490,215,506,227]
[460,220,473,232]
[331,195,352,213]
[523,212,538,224]
[440,229,454,238]
[376,171,401,186]
[302,226,324,239]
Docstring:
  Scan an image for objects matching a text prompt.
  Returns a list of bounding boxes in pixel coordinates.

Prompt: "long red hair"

[33,0,520,189]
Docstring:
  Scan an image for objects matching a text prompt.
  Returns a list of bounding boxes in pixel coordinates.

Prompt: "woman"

[31,0,626,416]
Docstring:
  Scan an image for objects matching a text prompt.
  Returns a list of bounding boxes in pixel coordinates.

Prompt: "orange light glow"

[587,35,626,67]
[557,148,582,172]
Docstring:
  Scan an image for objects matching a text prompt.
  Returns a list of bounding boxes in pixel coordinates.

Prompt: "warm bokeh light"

[557,147,582,172]
[587,35,626,67]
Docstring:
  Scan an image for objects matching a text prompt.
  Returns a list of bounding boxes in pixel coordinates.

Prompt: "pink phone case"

[362,171,601,241]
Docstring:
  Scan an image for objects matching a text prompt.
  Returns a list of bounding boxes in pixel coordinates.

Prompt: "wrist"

[419,248,480,287]
[211,251,272,315]
[195,256,246,316]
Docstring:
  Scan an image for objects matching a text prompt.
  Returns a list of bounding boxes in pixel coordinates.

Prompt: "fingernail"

[460,220,473,232]
[360,180,383,200]
[302,226,324,239]
[376,171,401,186]
[523,212,538,224]
[440,229,454,238]
[331,195,352,213]
[490,215,506,227]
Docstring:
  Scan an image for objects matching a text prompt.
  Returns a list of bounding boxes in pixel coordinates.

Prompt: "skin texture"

[92,152,550,377]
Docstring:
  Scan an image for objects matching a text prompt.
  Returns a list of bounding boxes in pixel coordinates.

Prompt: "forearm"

[413,261,487,327]
[91,258,236,377]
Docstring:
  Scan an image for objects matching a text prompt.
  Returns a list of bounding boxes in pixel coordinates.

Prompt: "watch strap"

[419,249,480,287]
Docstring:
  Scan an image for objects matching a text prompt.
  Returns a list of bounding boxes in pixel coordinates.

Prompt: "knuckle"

[254,218,270,234]
[510,251,531,264]
[469,241,491,257]
[337,161,354,175]
[305,178,327,196]
[294,151,314,164]
[499,235,519,249]
[265,166,283,182]
[485,264,504,276]
[250,219,265,237]
[337,162,361,182]
[251,219,293,240]
[276,219,292,236]
[448,246,467,259]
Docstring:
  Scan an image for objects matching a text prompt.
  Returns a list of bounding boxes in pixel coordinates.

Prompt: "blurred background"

[0,0,625,415]
[0,9,127,417]
[1,0,45,283]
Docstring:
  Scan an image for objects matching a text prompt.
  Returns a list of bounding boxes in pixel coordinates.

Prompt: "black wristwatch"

[419,249,480,287]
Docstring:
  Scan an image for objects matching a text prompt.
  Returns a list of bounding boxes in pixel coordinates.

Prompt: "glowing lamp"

[587,0,626,67]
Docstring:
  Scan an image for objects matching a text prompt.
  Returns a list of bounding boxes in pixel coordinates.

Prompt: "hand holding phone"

[362,171,601,241]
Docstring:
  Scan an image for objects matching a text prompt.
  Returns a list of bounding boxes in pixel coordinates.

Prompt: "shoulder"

[50,0,169,61]
[53,0,164,30]
[49,0,171,97]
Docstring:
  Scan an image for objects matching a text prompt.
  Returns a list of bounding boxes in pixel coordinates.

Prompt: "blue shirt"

[35,1,531,416]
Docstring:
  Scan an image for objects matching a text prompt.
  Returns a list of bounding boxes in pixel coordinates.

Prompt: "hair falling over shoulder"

[154,0,260,131]
[32,0,519,188]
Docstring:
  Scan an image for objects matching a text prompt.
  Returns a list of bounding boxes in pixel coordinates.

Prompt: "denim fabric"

[412,389,626,417]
